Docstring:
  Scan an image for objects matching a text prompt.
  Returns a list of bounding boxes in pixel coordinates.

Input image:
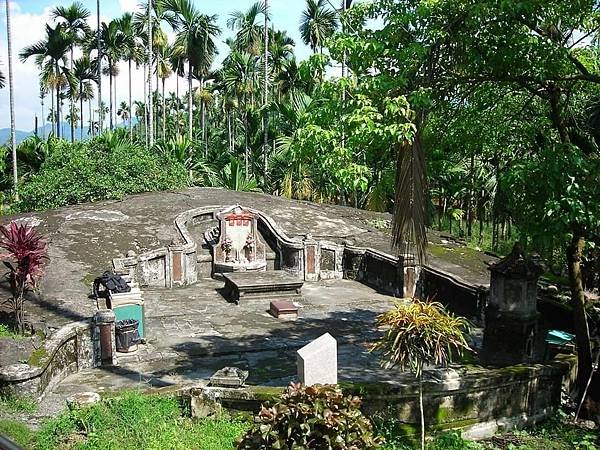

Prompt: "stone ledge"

[0,320,93,398]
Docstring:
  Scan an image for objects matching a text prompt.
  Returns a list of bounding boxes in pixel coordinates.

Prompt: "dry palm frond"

[392,121,427,264]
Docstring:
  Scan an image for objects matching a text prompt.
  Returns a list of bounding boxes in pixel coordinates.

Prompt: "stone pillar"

[481,244,546,366]
[304,235,319,282]
[93,310,117,367]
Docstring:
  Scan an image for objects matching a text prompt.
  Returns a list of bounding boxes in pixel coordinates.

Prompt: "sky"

[0,0,315,131]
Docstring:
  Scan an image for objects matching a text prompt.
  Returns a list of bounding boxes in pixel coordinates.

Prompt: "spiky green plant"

[371,299,470,450]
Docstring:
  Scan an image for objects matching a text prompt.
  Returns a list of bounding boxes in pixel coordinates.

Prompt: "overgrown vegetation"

[0,391,596,450]
[15,132,189,212]
[371,300,470,450]
[2,391,249,450]
[237,383,382,449]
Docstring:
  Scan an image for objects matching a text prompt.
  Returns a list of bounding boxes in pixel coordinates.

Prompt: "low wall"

[418,266,488,323]
[180,355,576,440]
[0,321,94,399]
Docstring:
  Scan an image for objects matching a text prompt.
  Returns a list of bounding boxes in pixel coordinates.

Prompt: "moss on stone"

[247,386,284,402]
[27,346,48,367]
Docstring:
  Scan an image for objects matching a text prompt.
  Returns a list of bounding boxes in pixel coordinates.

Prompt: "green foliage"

[0,419,37,449]
[0,393,38,414]
[17,135,189,211]
[35,391,249,450]
[371,300,470,377]
[0,323,25,339]
[237,383,383,450]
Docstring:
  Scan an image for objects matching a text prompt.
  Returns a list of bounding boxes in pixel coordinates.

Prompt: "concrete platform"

[222,270,303,304]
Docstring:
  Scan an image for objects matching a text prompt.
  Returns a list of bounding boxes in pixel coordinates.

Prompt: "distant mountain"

[0,120,137,145]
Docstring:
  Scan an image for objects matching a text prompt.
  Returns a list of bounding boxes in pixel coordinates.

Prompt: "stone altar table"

[222,270,303,305]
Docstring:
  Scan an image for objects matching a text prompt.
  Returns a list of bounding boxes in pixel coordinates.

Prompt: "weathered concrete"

[0,187,495,352]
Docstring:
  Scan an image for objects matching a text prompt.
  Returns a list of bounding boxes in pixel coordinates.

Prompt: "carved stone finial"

[488,243,545,279]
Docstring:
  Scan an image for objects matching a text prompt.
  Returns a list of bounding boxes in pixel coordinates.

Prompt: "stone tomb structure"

[212,207,267,274]
[112,202,418,299]
[481,244,547,366]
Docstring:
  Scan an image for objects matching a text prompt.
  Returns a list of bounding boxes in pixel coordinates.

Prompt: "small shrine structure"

[212,206,267,274]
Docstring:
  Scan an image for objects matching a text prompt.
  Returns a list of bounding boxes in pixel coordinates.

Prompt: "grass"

[0,394,38,415]
[0,418,38,449]
[374,413,599,450]
[0,393,596,450]
[6,391,250,450]
[0,323,26,340]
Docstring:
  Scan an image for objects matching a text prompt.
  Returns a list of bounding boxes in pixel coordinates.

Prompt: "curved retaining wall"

[181,355,576,440]
[0,321,94,399]
[112,204,420,298]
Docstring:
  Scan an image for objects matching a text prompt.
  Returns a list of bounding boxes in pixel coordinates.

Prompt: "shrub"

[370,299,470,450]
[237,383,382,450]
[0,222,48,333]
[17,136,189,212]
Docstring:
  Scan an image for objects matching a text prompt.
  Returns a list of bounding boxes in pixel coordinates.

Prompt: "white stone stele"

[296,333,338,386]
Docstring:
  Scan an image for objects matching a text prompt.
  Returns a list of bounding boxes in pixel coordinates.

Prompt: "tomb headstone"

[481,244,547,366]
[297,333,337,386]
[213,206,267,273]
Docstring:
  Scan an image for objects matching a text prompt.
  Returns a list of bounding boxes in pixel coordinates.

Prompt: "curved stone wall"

[0,321,93,399]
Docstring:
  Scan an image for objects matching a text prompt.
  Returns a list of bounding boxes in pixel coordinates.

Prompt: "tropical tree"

[20,24,72,139]
[227,1,267,56]
[97,20,126,130]
[5,0,18,200]
[164,0,220,141]
[116,12,141,140]
[371,300,470,450]
[72,56,96,140]
[52,2,91,142]
[155,42,173,140]
[117,101,130,125]
[299,0,338,54]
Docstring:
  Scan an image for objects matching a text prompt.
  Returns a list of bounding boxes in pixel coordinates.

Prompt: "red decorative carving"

[225,213,254,227]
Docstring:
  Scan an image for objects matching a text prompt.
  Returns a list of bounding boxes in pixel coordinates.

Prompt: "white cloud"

[118,0,139,13]
[0,3,188,132]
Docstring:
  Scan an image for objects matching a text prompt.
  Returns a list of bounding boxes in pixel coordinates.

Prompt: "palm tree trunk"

[227,111,232,153]
[128,59,132,141]
[96,0,102,132]
[41,92,46,139]
[80,81,84,140]
[143,63,148,146]
[5,0,18,201]
[162,77,166,140]
[50,85,55,135]
[263,0,269,189]
[147,1,154,147]
[175,73,180,138]
[200,77,205,155]
[55,62,61,139]
[188,61,193,141]
[88,98,92,137]
[109,61,113,130]
[114,70,118,128]
[70,47,75,142]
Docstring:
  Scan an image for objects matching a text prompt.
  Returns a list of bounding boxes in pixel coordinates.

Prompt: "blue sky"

[0,0,315,131]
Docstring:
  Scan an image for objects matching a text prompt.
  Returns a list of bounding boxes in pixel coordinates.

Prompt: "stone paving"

[32,277,416,420]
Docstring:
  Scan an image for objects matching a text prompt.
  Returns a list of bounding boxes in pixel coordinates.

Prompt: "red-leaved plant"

[0,222,48,334]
